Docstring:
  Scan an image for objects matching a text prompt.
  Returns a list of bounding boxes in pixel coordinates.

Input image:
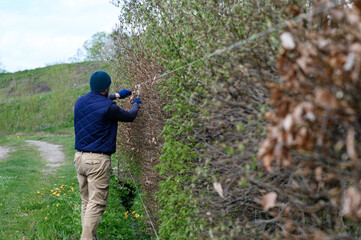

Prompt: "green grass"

[0,61,154,239]
[0,61,114,135]
[0,86,85,134]
[0,61,109,93]
[0,61,128,136]
[0,138,47,238]
[0,135,81,239]
[0,134,153,240]
[97,177,152,240]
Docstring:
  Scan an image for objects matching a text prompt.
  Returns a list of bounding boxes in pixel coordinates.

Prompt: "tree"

[72,32,116,62]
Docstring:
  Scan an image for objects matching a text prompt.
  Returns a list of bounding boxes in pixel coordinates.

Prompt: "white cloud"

[0,0,120,72]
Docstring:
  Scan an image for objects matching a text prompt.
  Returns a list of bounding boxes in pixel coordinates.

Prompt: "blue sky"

[0,0,120,72]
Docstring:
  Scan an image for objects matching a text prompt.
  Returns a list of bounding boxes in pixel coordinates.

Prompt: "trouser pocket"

[93,181,110,206]
[85,159,101,165]
[87,155,111,205]
[74,152,82,172]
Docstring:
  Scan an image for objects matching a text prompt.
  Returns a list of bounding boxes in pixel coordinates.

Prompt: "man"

[73,70,141,240]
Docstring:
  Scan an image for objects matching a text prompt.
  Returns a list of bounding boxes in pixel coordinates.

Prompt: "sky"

[0,0,120,72]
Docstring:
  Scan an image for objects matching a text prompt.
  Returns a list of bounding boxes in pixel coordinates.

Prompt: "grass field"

[0,63,153,239]
[0,134,81,239]
[0,62,113,135]
[0,133,152,239]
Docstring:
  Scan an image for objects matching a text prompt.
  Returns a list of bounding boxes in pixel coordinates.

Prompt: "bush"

[111,0,361,239]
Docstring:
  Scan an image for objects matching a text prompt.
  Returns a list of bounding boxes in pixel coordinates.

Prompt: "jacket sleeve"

[108,93,117,100]
[106,103,139,122]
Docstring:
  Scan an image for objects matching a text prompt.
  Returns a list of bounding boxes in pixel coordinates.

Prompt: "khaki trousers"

[74,152,111,240]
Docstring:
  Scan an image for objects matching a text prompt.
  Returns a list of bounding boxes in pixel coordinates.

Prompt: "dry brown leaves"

[258,1,361,237]
[259,4,361,174]
[111,35,166,230]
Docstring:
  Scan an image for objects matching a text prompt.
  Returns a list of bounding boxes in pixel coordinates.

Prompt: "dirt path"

[0,146,14,160]
[26,140,65,174]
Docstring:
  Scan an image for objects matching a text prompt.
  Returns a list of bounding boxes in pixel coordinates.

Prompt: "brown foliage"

[110,31,166,229]
[117,79,166,228]
[258,1,361,238]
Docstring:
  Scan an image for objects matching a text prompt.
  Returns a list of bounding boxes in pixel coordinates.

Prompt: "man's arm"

[108,89,132,101]
[108,93,119,100]
[106,103,139,122]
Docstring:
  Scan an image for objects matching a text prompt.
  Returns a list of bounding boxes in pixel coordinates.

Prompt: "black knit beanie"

[89,71,112,92]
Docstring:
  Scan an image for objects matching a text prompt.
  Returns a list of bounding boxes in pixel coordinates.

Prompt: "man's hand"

[132,98,142,105]
[117,89,132,99]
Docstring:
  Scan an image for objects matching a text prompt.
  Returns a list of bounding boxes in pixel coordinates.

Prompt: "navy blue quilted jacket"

[74,91,118,154]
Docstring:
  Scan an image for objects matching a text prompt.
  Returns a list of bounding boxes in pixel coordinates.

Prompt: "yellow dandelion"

[56,193,60,197]
[0,203,3,206]
[56,204,59,207]
[125,215,128,219]
[74,204,77,208]
[45,217,47,220]
[132,211,135,214]
[37,191,40,194]
[135,214,140,218]
[51,190,54,192]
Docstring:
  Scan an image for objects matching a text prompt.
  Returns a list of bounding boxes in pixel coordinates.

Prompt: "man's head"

[89,71,112,92]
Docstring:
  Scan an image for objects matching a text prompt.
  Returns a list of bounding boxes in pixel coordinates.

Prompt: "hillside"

[0,61,112,135]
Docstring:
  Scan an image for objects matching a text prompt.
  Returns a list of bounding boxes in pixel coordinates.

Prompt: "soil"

[0,146,14,160]
[32,82,51,94]
[26,140,65,174]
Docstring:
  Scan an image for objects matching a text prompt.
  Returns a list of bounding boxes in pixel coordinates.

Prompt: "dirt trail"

[0,146,14,160]
[26,140,65,174]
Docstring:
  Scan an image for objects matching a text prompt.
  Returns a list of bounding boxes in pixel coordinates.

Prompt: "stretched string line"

[134,0,342,97]
[125,1,343,236]
[128,169,160,240]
